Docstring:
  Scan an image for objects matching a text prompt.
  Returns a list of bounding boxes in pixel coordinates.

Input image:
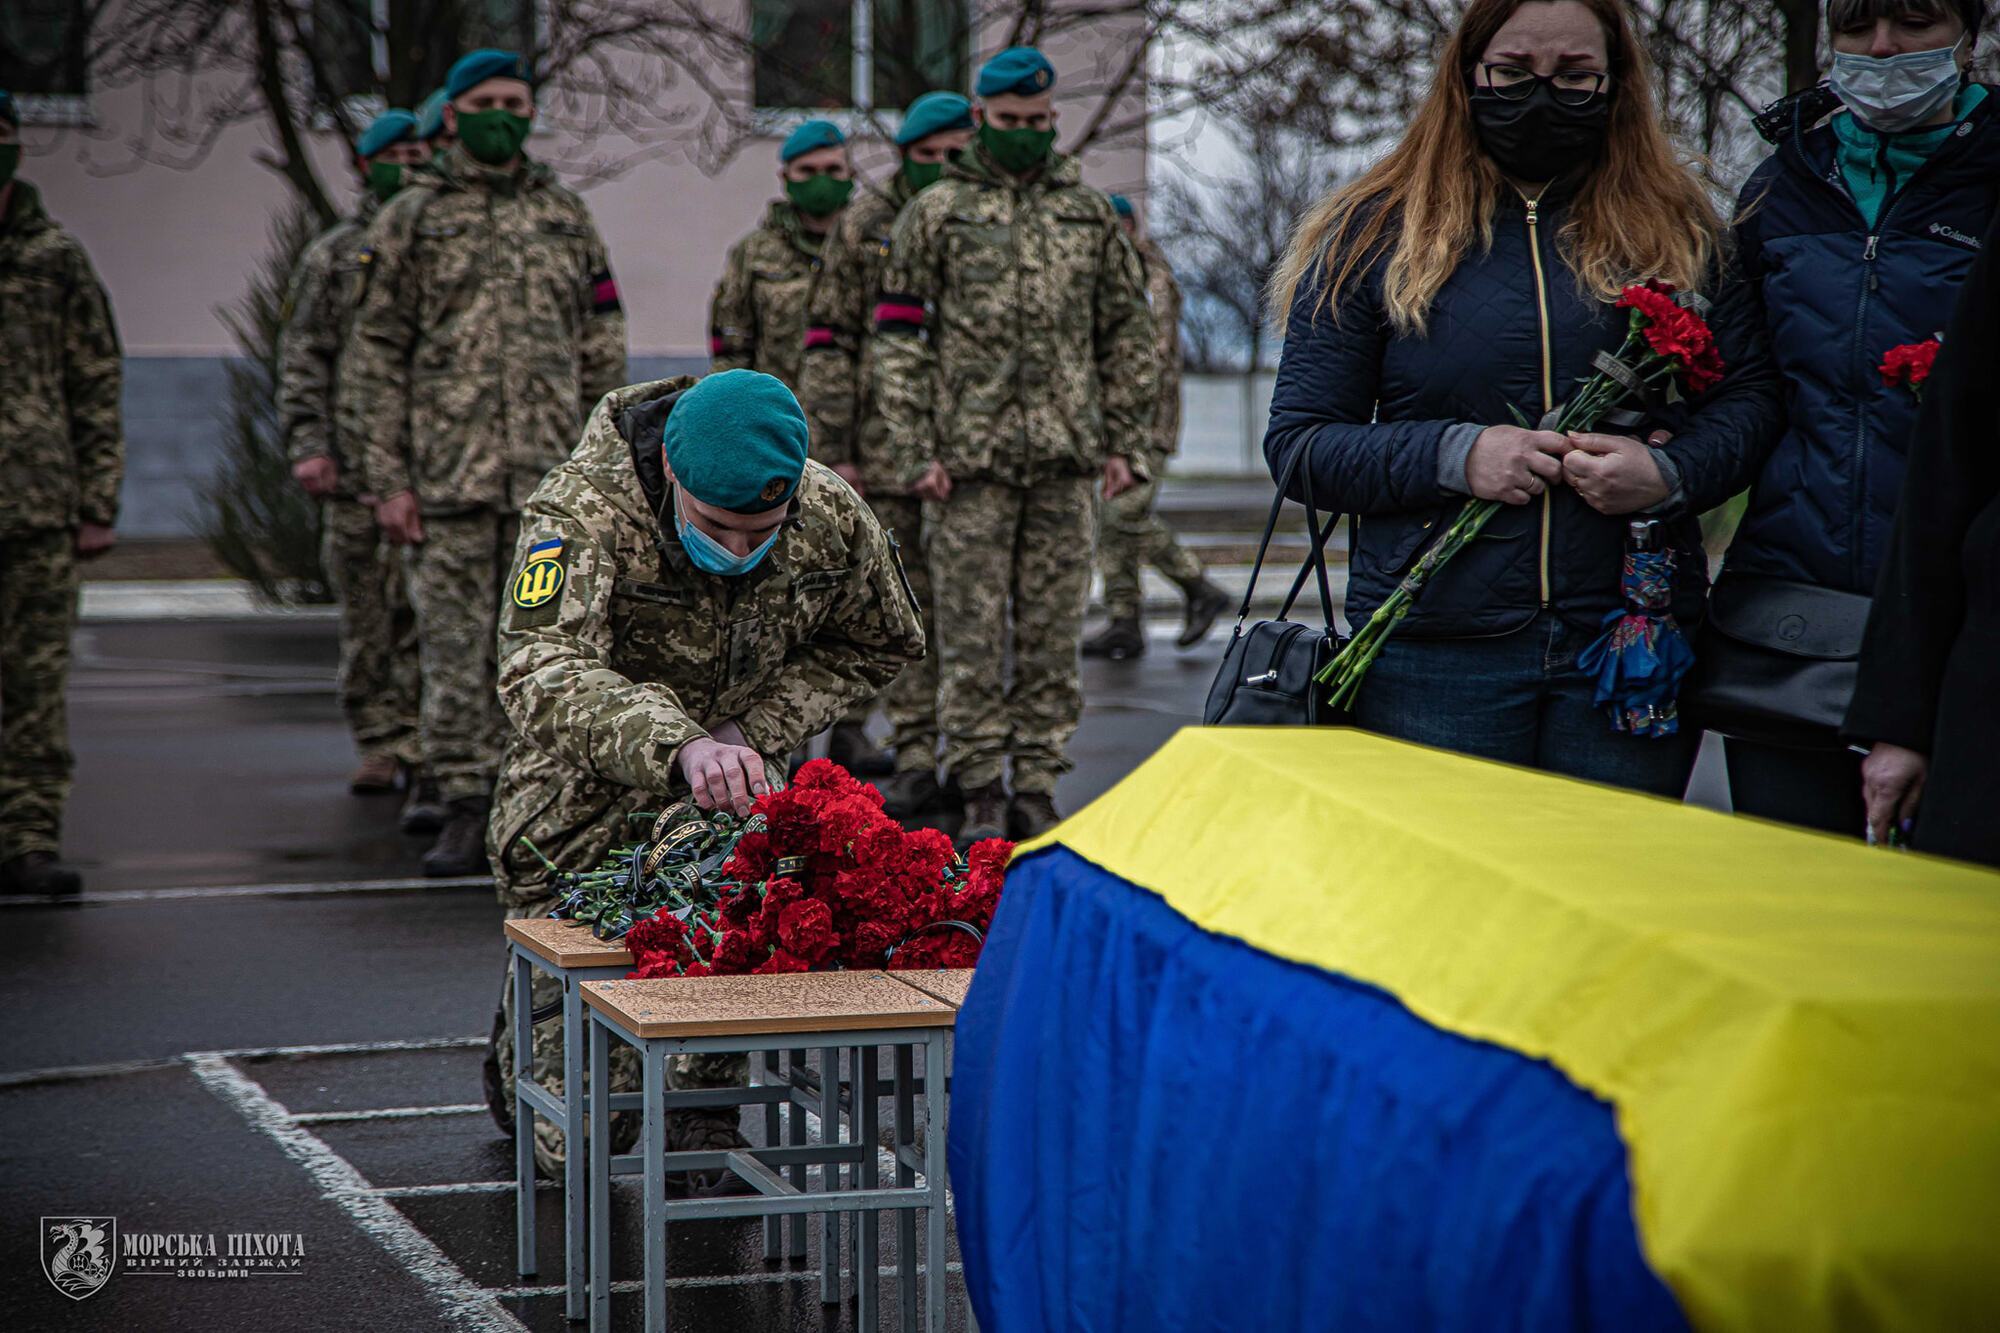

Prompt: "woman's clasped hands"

[1466,425,1672,515]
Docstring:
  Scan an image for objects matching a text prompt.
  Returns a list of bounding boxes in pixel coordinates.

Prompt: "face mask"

[1470,83,1611,183]
[902,158,944,191]
[365,161,404,204]
[1830,37,1966,133]
[785,172,854,218]
[675,487,780,576]
[978,123,1056,175]
[0,143,18,189]
[456,108,532,165]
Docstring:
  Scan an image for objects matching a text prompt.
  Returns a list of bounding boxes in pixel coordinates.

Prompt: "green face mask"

[978,123,1056,175]
[901,158,944,192]
[365,160,404,204]
[456,109,532,166]
[0,144,19,189]
[786,172,854,218]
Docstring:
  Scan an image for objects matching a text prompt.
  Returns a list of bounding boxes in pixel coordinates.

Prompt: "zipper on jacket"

[1523,193,1555,608]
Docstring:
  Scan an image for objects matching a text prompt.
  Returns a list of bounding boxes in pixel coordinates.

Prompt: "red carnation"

[754,949,812,975]
[711,929,758,974]
[777,898,840,966]
[1615,281,1726,395]
[1879,338,1941,398]
[625,910,690,962]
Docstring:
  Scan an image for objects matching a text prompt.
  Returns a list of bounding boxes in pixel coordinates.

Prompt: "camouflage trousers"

[322,499,420,765]
[1097,475,1207,623]
[408,509,518,803]
[865,493,938,774]
[926,477,1095,795]
[0,528,79,859]
[494,901,748,1176]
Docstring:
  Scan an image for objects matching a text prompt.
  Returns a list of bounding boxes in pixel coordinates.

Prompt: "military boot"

[1082,618,1146,660]
[0,851,82,897]
[877,768,944,823]
[400,769,448,835]
[423,794,492,878]
[827,720,894,776]
[1010,792,1064,840]
[1177,580,1233,649]
[957,781,1010,849]
[348,751,400,794]
[665,1112,756,1199]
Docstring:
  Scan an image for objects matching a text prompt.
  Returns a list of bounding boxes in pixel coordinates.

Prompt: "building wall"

[14,6,1147,536]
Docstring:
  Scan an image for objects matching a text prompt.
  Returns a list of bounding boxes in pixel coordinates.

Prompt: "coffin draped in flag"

[948,728,2000,1333]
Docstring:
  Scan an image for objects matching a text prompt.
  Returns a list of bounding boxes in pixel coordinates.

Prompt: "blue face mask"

[674,486,781,576]
[1830,36,1967,132]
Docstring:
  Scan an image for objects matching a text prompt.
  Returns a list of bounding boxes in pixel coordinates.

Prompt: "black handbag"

[1687,574,1870,748]
[1202,444,1349,727]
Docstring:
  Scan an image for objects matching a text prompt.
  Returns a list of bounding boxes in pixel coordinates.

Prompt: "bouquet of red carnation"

[1879,337,1941,399]
[1316,280,1726,712]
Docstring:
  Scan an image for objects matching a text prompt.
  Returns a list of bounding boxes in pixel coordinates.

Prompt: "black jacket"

[1265,188,1781,637]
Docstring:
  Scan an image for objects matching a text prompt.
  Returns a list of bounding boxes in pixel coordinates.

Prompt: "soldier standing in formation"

[340,49,627,877]
[801,91,976,820]
[0,90,125,897]
[279,108,438,830]
[874,46,1159,845]
[485,368,923,1178]
[1082,194,1229,661]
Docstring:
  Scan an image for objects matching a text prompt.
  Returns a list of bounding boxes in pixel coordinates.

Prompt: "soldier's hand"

[1102,455,1138,501]
[375,491,426,546]
[292,456,339,499]
[831,463,865,497]
[912,463,952,504]
[74,523,116,559]
[679,737,772,817]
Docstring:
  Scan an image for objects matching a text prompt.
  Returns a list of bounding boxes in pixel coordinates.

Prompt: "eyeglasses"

[1479,63,1610,106]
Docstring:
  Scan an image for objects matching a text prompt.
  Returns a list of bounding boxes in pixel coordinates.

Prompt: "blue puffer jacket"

[1727,87,1999,595]
[1265,186,1781,636]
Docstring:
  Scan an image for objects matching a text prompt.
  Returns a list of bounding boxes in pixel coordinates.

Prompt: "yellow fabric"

[1024,728,2000,1332]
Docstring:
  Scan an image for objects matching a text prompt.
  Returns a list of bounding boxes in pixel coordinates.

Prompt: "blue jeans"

[1352,613,1697,798]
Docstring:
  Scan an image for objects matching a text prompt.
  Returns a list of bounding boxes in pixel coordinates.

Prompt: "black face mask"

[1469,83,1611,183]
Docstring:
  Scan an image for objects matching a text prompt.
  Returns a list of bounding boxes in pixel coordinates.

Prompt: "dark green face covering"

[365,160,404,204]
[978,124,1055,175]
[0,144,19,189]
[456,109,532,165]
[786,172,854,218]
[901,158,944,191]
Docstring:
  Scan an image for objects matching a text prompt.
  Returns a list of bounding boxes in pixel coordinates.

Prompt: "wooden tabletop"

[890,968,975,1010]
[584,972,957,1038]
[504,917,634,969]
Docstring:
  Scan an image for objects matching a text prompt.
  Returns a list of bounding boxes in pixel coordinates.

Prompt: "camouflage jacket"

[1133,234,1184,469]
[799,173,917,487]
[871,143,1158,489]
[338,147,627,514]
[0,181,124,537]
[707,200,828,399]
[488,376,926,904]
[277,197,377,496]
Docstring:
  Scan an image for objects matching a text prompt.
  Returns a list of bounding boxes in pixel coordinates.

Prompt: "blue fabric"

[1109,193,1134,217]
[977,46,1056,97]
[661,369,807,512]
[951,845,1690,1333]
[445,48,532,100]
[896,92,973,146]
[356,109,418,159]
[1728,86,1999,595]
[781,118,845,162]
[1263,187,1780,638]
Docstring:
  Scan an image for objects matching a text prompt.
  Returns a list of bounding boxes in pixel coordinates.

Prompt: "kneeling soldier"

[485,369,925,1181]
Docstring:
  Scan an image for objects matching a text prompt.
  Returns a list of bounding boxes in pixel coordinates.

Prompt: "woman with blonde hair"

[1263,0,1779,793]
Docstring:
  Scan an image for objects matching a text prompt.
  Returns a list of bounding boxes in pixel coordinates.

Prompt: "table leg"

[761,1050,781,1261]
[819,1045,842,1305]
[857,1043,880,1329]
[895,1042,917,1333]
[643,1043,667,1333]
[922,1030,948,1332]
[512,950,536,1279]
[786,1048,808,1258]
[588,1017,611,1333]
[563,977,586,1321]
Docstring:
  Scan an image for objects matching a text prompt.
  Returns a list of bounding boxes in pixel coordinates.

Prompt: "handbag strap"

[1275,458,1338,633]
[1232,439,1306,630]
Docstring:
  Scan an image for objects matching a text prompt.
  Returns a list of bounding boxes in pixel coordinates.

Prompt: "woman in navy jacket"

[1719,0,1996,834]
[1263,0,1779,795]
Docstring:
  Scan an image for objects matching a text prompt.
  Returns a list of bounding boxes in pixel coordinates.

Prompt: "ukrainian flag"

[949,729,2000,1332]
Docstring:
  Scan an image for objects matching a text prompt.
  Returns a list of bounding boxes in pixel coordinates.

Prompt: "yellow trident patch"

[511,538,567,610]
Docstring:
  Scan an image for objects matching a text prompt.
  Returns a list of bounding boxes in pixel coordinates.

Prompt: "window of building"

[0,0,90,120]
[751,0,969,114]
[312,0,536,107]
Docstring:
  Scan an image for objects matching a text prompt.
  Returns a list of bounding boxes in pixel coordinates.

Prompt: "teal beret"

[1110,194,1134,218]
[780,119,845,163]
[663,370,809,514]
[416,89,448,141]
[0,90,16,129]
[446,49,532,101]
[976,46,1056,98]
[356,109,418,159]
[895,92,973,146]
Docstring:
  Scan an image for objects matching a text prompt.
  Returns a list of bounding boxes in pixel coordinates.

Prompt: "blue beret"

[976,46,1056,98]
[356,109,418,159]
[0,90,16,129]
[895,92,973,146]
[664,370,809,514]
[780,119,845,163]
[1110,194,1134,218]
[445,49,532,101]
[416,89,448,141]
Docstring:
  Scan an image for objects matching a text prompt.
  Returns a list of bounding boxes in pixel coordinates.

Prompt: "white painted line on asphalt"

[0,1056,184,1089]
[292,1103,487,1125]
[188,1054,526,1333]
[351,1181,549,1199]
[0,875,492,907]
[209,1035,485,1061]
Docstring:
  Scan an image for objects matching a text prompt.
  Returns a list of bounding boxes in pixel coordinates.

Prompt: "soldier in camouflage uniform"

[486,369,923,1179]
[0,91,124,898]
[279,109,433,823]
[873,47,1158,845]
[1082,196,1229,661]
[801,91,974,818]
[339,50,627,878]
